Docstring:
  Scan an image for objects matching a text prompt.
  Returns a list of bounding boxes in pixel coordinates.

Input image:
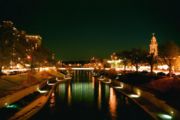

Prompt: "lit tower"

[149,33,158,57]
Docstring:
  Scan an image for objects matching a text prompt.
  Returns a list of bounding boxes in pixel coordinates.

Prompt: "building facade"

[149,33,158,57]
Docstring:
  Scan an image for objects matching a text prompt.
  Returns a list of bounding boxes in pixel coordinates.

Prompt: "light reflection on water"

[67,83,71,106]
[98,81,102,110]
[31,71,153,120]
[49,92,55,108]
[71,82,94,103]
[109,87,117,120]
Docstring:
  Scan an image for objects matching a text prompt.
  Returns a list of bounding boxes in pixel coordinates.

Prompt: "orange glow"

[67,84,72,106]
[135,88,141,96]
[92,77,95,89]
[27,55,31,60]
[50,92,55,108]
[51,92,55,97]
[109,88,117,119]
[98,82,101,110]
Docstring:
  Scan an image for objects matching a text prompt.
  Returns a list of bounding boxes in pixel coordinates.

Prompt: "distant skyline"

[0,0,180,60]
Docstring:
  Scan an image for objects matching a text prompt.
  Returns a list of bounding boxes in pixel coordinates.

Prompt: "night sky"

[0,0,180,60]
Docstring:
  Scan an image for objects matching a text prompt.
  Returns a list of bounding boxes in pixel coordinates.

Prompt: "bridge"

[58,67,95,70]
[2,67,107,74]
[2,66,180,75]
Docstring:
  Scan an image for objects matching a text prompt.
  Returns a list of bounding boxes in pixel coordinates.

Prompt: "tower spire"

[149,33,158,57]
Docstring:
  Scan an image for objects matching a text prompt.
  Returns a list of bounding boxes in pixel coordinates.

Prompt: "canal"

[31,70,153,120]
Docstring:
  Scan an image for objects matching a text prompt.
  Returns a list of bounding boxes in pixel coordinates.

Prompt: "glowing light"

[104,68,110,70]
[5,103,18,109]
[114,86,123,89]
[50,97,55,105]
[47,80,56,86]
[109,88,117,118]
[50,92,55,108]
[114,83,124,89]
[107,59,121,64]
[16,64,24,69]
[158,113,173,120]
[67,84,72,106]
[98,82,102,109]
[158,65,169,70]
[115,68,122,71]
[92,77,95,89]
[51,92,55,97]
[58,67,94,70]
[98,63,102,66]
[135,89,141,96]
[129,94,140,98]
[37,87,48,94]
[170,111,174,115]
[39,67,56,72]
[27,55,31,60]
[2,68,29,75]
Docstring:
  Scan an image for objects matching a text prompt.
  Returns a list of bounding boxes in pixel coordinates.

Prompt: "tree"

[146,53,158,74]
[129,48,147,72]
[117,50,131,71]
[159,41,180,76]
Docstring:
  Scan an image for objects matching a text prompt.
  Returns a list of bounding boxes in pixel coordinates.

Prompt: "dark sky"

[0,0,180,60]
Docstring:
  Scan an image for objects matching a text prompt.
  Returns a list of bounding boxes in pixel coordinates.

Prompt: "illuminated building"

[107,59,122,69]
[107,52,122,69]
[25,35,42,47]
[149,33,158,57]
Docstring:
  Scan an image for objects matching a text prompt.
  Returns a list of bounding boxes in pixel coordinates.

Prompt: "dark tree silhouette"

[146,53,158,74]
[129,48,147,72]
[159,41,179,76]
[117,50,131,71]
